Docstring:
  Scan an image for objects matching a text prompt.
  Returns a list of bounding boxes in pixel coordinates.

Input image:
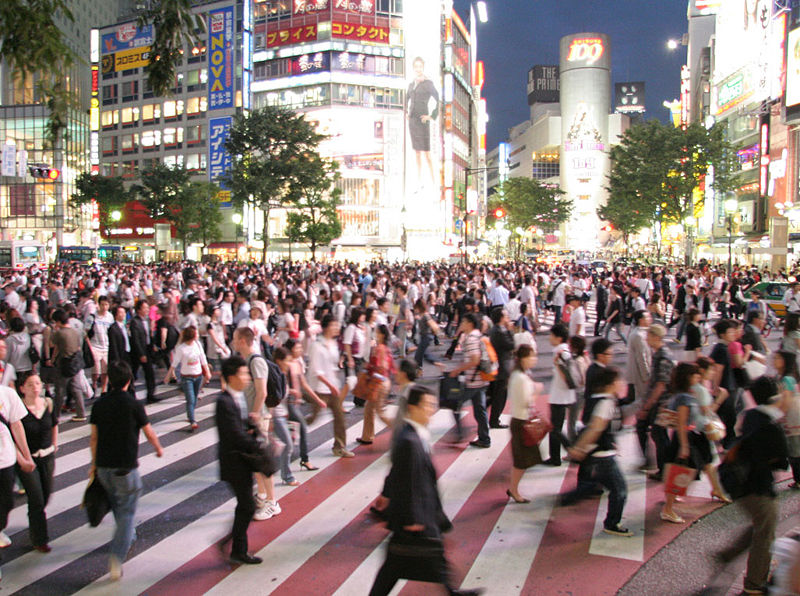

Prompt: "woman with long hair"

[358,324,395,445]
[16,372,57,552]
[164,326,211,432]
[506,344,541,503]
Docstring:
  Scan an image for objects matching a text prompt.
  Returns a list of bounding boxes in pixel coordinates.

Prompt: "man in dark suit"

[369,386,482,596]
[594,278,609,336]
[129,300,158,403]
[107,306,130,367]
[487,308,515,429]
[216,356,263,565]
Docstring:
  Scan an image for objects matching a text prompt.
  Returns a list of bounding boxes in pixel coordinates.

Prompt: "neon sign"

[566,38,604,65]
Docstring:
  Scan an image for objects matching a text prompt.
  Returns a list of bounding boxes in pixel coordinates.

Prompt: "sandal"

[300,461,318,471]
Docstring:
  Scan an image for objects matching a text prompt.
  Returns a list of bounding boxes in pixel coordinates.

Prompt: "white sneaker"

[0,531,11,548]
[109,555,123,581]
[266,500,281,516]
[253,505,274,521]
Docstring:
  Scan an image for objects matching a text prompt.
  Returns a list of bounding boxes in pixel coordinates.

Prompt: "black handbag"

[236,425,278,477]
[82,340,95,370]
[438,375,463,410]
[82,475,111,527]
[28,344,40,365]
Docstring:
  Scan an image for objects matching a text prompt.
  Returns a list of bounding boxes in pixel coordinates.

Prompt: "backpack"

[473,335,499,382]
[557,350,582,390]
[248,354,283,408]
[546,280,562,303]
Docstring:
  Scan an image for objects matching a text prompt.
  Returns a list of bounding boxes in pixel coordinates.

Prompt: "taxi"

[742,281,790,318]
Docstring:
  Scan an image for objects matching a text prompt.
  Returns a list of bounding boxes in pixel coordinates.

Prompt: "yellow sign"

[90,97,100,131]
[114,46,151,71]
[216,190,231,203]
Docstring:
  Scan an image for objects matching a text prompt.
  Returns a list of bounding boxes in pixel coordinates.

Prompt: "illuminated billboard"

[787,27,800,107]
[403,0,444,241]
[208,6,235,110]
[101,23,153,73]
[560,32,611,251]
[614,82,645,114]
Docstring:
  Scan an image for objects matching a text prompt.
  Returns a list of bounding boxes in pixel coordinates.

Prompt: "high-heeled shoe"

[710,491,732,504]
[506,489,530,504]
[300,461,318,471]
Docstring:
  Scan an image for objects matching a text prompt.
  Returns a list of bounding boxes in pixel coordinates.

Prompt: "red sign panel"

[331,22,389,44]
[267,24,318,48]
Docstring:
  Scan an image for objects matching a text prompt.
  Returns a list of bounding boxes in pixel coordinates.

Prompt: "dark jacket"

[108,321,128,364]
[215,390,261,485]
[583,362,605,403]
[385,422,451,538]
[129,315,150,360]
[739,407,788,497]
[596,284,608,315]
[489,324,515,381]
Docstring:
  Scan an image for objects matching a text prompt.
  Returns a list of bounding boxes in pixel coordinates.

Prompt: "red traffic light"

[47,168,60,180]
[28,165,60,180]
[494,208,505,218]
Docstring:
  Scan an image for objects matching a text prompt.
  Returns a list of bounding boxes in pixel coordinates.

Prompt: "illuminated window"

[186,153,206,172]
[163,127,184,146]
[141,103,161,122]
[186,96,201,115]
[120,107,140,126]
[101,110,119,128]
[163,100,184,118]
[163,154,184,168]
[141,129,162,148]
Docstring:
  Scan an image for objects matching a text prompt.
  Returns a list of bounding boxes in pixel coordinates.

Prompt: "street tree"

[135,162,216,259]
[0,0,77,145]
[284,157,342,261]
[187,182,224,252]
[224,106,328,263]
[489,177,573,231]
[70,172,135,235]
[137,0,206,98]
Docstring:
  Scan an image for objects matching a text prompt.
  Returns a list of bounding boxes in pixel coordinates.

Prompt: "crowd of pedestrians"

[0,257,797,592]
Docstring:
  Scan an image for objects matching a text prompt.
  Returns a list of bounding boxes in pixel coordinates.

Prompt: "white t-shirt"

[173,340,208,375]
[88,312,114,351]
[307,337,340,394]
[568,307,586,337]
[549,343,576,405]
[591,396,618,458]
[0,386,27,468]
[343,324,366,359]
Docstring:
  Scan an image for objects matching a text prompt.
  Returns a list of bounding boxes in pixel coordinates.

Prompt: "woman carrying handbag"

[507,344,543,503]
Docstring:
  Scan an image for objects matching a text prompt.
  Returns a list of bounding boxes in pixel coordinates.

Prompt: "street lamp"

[111,210,122,222]
[475,1,488,23]
[667,39,680,50]
[724,197,738,276]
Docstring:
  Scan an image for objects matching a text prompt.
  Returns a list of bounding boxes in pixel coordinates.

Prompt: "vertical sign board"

[208,6,234,110]
[209,117,233,207]
[1,143,15,177]
[242,0,252,110]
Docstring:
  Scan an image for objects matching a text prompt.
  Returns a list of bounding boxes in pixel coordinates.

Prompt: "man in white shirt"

[551,275,569,325]
[784,282,800,315]
[567,295,586,337]
[0,385,35,557]
[88,296,115,396]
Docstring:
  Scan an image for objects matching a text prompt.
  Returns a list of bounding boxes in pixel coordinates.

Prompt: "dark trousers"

[369,533,455,596]
[0,464,16,563]
[594,307,607,336]
[487,377,508,427]
[414,335,438,368]
[454,387,490,444]
[636,414,670,473]
[130,353,155,399]
[718,394,737,449]
[548,404,569,464]
[226,474,256,556]
[790,456,800,483]
[593,456,627,529]
[739,495,778,592]
[552,305,562,325]
[17,453,55,547]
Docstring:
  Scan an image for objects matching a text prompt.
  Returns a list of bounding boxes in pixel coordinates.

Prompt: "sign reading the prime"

[208,6,234,110]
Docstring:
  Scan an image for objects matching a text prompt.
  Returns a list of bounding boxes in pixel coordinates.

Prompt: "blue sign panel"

[208,6,235,110]
[101,22,154,54]
[209,116,233,206]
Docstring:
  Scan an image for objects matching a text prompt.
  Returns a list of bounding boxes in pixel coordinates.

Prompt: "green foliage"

[284,158,342,260]
[489,177,573,231]
[137,0,205,98]
[186,182,224,248]
[70,172,134,233]
[0,0,78,146]
[604,120,736,234]
[224,106,329,262]
[134,163,219,258]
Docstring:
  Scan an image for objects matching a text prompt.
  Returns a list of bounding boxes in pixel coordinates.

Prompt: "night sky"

[452,0,690,149]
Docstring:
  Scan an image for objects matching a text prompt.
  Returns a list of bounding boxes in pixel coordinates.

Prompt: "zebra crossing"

[2,367,735,596]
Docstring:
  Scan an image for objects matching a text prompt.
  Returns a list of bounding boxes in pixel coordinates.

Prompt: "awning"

[207,242,242,249]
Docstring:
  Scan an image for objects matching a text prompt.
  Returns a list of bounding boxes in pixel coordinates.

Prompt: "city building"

[95,0,251,262]
[487,33,630,253]
[0,1,123,257]
[248,0,486,262]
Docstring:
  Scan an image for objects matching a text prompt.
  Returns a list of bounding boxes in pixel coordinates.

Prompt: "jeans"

[17,453,55,547]
[675,317,687,341]
[97,467,143,563]
[181,375,203,423]
[395,323,408,357]
[552,305,562,325]
[272,415,295,483]
[454,387,490,444]
[287,401,310,462]
[603,320,627,344]
[548,404,570,464]
[414,334,438,368]
[593,456,627,529]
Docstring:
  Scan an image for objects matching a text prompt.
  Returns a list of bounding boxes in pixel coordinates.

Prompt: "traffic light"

[493,207,506,219]
[28,165,60,180]
[602,224,613,232]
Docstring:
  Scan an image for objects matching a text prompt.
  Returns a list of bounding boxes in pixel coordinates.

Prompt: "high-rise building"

[0,1,122,257]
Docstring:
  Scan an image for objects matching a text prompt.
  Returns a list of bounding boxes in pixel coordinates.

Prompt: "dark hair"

[714,319,736,337]
[407,384,431,407]
[180,325,198,343]
[632,310,648,325]
[591,337,612,358]
[98,295,109,304]
[569,335,586,357]
[514,344,536,371]
[347,307,364,326]
[775,350,799,381]
[398,358,418,381]
[696,355,714,371]
[671,362,700,393]
[594,366,619,390]
[320,314,336,330]
[52,309,68,325]
[9,317,24,333]
[462,312,480,329]
[490,308,504,325]
[221,355,247,382]
[284,338,298,351]
[745,309,764,324]
[786,313,800,334]
[750,376,779,405]
[135,299,148,313]
[108,360,133,390]
[375,324,390,345]
[550,323,568,342]
[272,346,289,362]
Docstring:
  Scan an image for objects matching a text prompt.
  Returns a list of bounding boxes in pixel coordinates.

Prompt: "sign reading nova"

[208,6,234,110]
